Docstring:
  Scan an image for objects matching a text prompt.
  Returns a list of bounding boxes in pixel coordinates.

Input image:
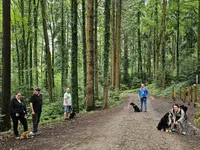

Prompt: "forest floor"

[1,94,200,150]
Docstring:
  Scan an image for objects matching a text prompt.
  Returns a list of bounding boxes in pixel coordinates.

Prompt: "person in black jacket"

[10,92,28,139]
[30,88,42,135]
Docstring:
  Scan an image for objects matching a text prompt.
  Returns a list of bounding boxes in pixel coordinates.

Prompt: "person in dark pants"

[30,88,42,135]
[138,84,149,112]
[10,92,28,139]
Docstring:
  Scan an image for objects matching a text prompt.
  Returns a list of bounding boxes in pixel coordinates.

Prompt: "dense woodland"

[0,0,200,131]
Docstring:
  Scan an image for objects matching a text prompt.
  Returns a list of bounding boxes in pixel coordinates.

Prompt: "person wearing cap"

[30,88,42,135]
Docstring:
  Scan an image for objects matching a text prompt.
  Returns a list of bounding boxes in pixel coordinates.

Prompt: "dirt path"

[1,94,200,150]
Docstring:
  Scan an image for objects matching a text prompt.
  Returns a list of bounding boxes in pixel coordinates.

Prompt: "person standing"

[30,88,42,135]
[63,88,72,120]
[10,92,28,139]
[138,84,149,112]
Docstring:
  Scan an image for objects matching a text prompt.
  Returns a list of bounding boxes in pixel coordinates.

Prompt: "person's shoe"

[34,131,40,135]
[15,136,20,140]
[182,132,186,135]
[145,110,147,112]
[171,128,176,132]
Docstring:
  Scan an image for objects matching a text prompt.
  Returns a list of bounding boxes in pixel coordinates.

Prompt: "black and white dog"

[157,112,172,131]
[130,102,141,112]
[69,110,76,119]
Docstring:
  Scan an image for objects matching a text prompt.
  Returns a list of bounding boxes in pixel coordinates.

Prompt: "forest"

[0,0,200,132]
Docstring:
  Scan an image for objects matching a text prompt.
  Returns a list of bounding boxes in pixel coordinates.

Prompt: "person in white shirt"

[63,88,72,120]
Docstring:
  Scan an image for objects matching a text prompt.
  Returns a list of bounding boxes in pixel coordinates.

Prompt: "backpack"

[179,105,187,113]
[179,104,188,119]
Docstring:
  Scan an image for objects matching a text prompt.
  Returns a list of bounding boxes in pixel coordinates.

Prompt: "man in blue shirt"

[138,84,149,112]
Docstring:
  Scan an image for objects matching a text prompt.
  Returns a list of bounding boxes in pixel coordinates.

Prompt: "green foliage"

[40,101,63,122]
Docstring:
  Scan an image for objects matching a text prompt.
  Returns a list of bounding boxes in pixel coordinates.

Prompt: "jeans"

[140,97,147,111]
[11,114,28,136]
[32,112,41,132]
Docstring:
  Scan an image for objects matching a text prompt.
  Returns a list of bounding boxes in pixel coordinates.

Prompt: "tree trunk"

[82,0,87,97]
[13,12,21,87]
[34,0,39,86]
[155,0,159,79]
[94,0,98,107]
[49,1,55,89]
[137,11,142,82]
[103,0,111,109]
[115,0,122,90]
[86,0,95,111]
[27,0,33,90]
[198,0,200,77]
[176,0,180,79]
[162,0,166,88]
[40,0,53,102]
[71,0,79,112]
[111,0,116,87]
[123,33,129,85]
[61,0,66,92]
[1,0,11,131]
[172,34,176,70]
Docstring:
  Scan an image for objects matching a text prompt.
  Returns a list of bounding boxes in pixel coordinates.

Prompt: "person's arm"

[10,99,16,115]
[30,96,35,115]
[146,89,149,97]
[177,109,185,123]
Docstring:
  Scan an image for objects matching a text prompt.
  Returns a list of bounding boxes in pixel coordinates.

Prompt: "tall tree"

[71,0,79,111]
[94,0,99,106]
[137,10,142,82]
[161,0,166,88]
[115,0,122,90]
[61,0,66,92]
[33,0,39,86]
[103,0,111,109]
[111,0,116,87]
[82,0,87,96]
[155,0,159,79]
[123,33,129,85]
[40,0,53,102]
[1,0,11,131]
[176,0,180,78]
[86,0,94,111]
[198,0,200,77]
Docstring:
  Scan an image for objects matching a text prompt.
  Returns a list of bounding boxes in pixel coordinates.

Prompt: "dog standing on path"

[130,102,141,112]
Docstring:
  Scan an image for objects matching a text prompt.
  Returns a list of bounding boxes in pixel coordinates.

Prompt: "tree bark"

[137,11,142,82]
[82,0,87,97]
[123,33,129,85]
[111,0,116,87]
[103,0,111,109]
[198,0,200,77]
[94,0,98,107]
[34,0,39,86]
[86,0,95,111]
[71,0,79,111]
[61,0,66,92]
[115,0,122,90]
[162,0,166,88]
[1,0,11,131]
[40,0,53,102]
[176,0,180,78]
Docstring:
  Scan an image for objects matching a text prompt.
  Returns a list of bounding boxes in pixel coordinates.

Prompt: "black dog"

[69,110,76,119]
[130,102,140,112]
[157,112,172,131]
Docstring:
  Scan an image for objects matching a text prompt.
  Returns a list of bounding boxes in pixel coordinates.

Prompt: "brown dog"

[20,131,34,139]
